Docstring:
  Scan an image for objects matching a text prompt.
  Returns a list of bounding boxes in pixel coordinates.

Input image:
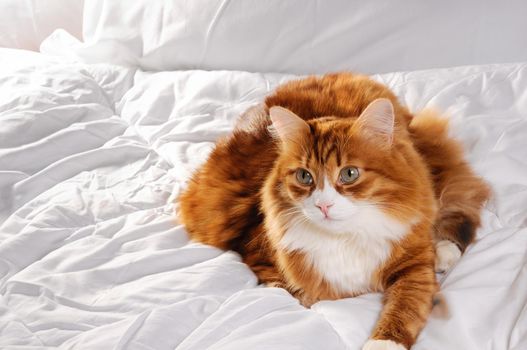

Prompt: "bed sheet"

[0,49,526,349]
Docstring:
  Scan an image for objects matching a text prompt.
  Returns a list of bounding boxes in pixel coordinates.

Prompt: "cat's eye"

[339,166,360,184]
[296,168,313,185]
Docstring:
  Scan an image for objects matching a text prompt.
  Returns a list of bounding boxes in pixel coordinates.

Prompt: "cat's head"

[266,98,432,239]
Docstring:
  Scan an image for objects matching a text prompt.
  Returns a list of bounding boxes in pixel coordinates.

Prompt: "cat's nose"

[316,203,333,217]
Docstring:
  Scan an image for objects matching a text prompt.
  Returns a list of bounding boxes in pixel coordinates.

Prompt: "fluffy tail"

[409,109,490,251]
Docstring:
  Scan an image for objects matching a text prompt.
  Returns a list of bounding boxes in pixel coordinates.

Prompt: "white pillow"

[0,0,83,51]
[42,0,527,74]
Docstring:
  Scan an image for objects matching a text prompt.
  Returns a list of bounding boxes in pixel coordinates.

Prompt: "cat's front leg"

[364,262,437,350]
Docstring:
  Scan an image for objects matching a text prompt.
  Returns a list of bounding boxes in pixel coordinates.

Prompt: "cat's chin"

[301,210,353,235]
[309,218,355,236]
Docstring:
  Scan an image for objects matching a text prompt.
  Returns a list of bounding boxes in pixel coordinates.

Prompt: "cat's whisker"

[375,202,442,235]
[437,175,482,204]
[278,207,303,218]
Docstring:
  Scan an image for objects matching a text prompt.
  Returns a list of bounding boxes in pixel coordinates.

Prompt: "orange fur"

[409,110,490,251]
[177,73,489,349]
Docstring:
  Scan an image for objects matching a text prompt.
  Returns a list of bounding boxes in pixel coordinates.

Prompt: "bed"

[1,2,527,349]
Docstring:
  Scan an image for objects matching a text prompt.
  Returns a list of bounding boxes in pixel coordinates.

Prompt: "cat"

[178,73,490,350]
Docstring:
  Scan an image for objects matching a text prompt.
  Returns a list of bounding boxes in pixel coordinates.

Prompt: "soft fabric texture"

[0,1,83,51]
[40,0,527,74]
[0,48,526,349]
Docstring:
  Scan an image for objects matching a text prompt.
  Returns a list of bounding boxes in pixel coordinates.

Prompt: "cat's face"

[269,99,425,237]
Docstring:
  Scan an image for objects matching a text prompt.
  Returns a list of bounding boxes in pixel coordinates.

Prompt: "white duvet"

[0,48,526,350]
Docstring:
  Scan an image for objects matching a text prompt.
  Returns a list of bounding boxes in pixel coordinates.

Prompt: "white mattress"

[0,48,526,350]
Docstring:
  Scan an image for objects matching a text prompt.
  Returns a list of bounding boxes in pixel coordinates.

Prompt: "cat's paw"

[362,339,407,350]
[295,293,318,308]
[264,281,284,288]
[435,240,461,273]
[265,281,285,288]
[288,289,318,308]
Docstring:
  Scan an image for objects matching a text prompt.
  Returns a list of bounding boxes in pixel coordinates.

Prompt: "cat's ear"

[269,106,310,142]
[355,98,395,147]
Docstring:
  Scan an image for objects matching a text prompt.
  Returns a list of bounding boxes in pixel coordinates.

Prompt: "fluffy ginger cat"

[178,73,489,350]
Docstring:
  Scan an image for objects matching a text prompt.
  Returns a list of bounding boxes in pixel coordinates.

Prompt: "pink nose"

[316,203,333,217]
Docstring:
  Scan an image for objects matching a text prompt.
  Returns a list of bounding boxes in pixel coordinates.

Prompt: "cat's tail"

[409,109,491,252]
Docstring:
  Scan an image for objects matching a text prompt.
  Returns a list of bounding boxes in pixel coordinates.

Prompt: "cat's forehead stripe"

[311,131,321,163]
[306,127,343,168]
[323,144,340,166]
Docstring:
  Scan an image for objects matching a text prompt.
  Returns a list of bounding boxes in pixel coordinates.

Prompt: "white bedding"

[0,48,526,350]
[40,0,527,74]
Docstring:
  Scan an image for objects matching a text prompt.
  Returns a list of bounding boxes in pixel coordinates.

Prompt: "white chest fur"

[279,218,409,295]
